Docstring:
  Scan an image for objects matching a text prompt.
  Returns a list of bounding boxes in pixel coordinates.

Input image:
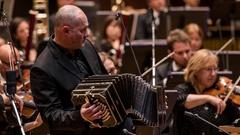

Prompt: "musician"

[31,5,133,135]
[99,52,118,75]
[0,93,23,135]
[135,0,167,39]
[0,44,45,135]
[97,16,123,68]
[156,29,192,85]
[0,45,20,84]
[184,23,204,52]
[9,17,37,62]
[0,44,33,134]
[173,49,240,135]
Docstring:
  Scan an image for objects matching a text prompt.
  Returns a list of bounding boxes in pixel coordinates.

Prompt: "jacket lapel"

[81,40,107,75]
[48,42,82,79]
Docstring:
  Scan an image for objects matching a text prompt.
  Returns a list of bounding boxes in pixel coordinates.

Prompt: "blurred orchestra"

[0,0,240,135]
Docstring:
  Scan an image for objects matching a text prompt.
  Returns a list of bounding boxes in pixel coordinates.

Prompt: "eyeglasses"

[202,67,219,73]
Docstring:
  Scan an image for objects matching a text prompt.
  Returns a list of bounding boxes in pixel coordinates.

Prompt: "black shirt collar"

[51,39,82,60]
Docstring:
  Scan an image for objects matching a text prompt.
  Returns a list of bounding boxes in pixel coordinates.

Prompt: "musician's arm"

[30,67,89,130]
[23,113,43,132]
[175,84,210,110]
[175,84,226,115]
[184,94,215,109]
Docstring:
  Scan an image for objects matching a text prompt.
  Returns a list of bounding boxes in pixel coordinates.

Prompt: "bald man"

[0,44,24,135]
[49,0,76,35]
[31,5,132,135]
[0,45,20,79]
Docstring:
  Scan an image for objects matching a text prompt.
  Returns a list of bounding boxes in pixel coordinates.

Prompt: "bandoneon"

[71,74,164,128]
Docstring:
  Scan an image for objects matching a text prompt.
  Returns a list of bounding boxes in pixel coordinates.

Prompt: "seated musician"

[156,29,192,86]
[173,49,240,134]
[10,17,37,62]
[184,23,204,52]
[135,0,167,39]
[98,52,118,75]
[0,44,43,134]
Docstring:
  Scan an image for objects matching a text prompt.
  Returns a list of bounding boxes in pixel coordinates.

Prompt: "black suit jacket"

[156,61,173,86]
[135,9,167,40]
[31,38,113,135]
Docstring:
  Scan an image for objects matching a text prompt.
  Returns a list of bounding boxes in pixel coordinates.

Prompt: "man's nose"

[183,52,189,59]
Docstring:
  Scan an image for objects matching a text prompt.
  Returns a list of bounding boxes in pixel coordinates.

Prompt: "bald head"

[54,5,89,51]
[0,44,19,64]
[55,5,88,28]
[0,45,20,78]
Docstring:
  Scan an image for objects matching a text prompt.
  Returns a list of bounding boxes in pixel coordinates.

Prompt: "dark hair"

[9,17,28,44]
[102,16,122,39]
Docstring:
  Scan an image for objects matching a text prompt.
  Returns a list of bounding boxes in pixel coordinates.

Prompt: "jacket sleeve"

[174,84,189,111]
[30,67,88,131]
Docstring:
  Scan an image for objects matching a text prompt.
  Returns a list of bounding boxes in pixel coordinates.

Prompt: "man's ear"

[62,26,71,35]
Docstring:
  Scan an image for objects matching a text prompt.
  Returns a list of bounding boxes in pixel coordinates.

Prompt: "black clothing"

[156,61,173,86]
[135,9,167,40]
[31,37,132,135]
[174,82,240,135]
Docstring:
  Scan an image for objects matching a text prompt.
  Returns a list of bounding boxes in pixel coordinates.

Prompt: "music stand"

[166,71,185,90]
[217,50,240,81]
[210,0,235,26]
[169,7,210,35]
[234,1,240,20]
[120,39,167,75]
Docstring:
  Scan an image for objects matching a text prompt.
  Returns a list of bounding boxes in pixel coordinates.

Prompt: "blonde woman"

[174,49,239,135]
[184,23,204,52]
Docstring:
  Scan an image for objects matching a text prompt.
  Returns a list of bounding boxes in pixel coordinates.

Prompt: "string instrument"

[17,80,38,118]
[204,76,240,106]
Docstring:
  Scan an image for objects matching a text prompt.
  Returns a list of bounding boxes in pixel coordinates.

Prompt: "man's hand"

[80,102,102,123]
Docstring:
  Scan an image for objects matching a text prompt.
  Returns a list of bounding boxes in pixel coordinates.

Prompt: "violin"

[17,80,38,118]
[204,76,240,106]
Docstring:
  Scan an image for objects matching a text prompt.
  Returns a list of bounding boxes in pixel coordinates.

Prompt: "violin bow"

[215,75,240,119]
[141,52,174,78]
[223,75,240,103]
[215,38,233,55]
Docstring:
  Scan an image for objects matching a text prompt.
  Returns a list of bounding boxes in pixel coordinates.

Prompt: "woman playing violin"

[173,49,240,135]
